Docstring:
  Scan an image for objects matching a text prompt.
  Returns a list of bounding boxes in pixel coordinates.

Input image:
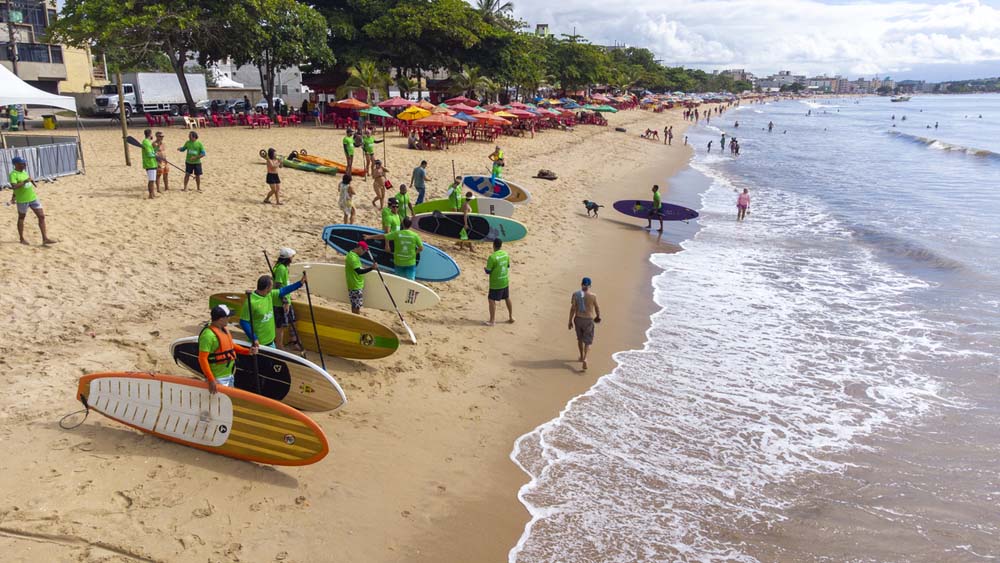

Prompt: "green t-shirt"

[271,262,289,306]
[182,140,205,164]
[486,250,510,290]
[8,170,37,204]
[343,135,355,156]
[396,192,410,221]
[381,207,401,232]
[362,135,376,154]
[653,191,662,210]
[141,138,158,170]
[345,251,365,291]
[240,290,279,345]
[448,185,463,211]
[198,326,235,380]
[384,229,422,267]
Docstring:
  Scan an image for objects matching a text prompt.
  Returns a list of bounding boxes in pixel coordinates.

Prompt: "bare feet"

[507,318,516,323]
[275,202,284,206]
[582,360,588,371]
[19,239,29,245]
[43,238,57,245]
[484,321,495,326]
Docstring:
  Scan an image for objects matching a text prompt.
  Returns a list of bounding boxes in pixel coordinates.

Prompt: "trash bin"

[42,114,57,130]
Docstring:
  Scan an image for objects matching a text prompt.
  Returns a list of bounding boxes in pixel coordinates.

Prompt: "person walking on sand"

[737,188,750,221]
[345,240,376,314]
[568,277,601,371]
[646,184,664,232]
[343,128,356,172]
[153,131,169,192]
[382,197,401,234]
[663,125,670,145]
[262,148,283,205]
[457,192,475,252]
[362,127,378,175]
[339,174,356,224]
[667,128,674,146]
[240,273,306,349]
[364,217,423,280]
[198,304,256,394]
[489,145,504,167]
[271,247,302,351]
[7,156,56,245]
[484,239,513,326]
[178,131,205,191]
[447,176,464,211]
[410,160,430,205]
[140,128,159,199]
[395,184,415,222]
[371,159,390,209]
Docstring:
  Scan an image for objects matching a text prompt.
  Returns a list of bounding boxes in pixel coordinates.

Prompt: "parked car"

[255,98,287,113]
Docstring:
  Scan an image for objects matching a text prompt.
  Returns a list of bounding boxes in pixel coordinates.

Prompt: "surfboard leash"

[59,395,90,430]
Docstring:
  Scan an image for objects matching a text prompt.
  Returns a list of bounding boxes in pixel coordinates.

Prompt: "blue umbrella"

[563,102,580,109]
[451,112,477,123]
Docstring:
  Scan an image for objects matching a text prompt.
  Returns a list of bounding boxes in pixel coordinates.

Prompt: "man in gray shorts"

[568,276,601,371]
[7,156,55,245]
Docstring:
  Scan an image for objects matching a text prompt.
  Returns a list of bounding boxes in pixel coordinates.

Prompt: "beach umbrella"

[334,97,370,109]
[547,99,563,105]
[360,106,392,119]
[416,100,435,110]
[595,105,618,113]
[563,102,580,109]
[509,101,528,109]
[397,106,432,121]
[508,109,537,119]
[378,96,414,108]
[451,112,477,123]
[472,113,512,125]
[413,114,468,127]
[483,103,507,112]
[447,103,480,114]
[431,105,456,115]
[493,110,518,118]
[445,95,479,106]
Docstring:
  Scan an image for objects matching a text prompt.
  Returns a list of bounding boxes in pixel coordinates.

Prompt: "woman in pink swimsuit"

[737,188,750,221]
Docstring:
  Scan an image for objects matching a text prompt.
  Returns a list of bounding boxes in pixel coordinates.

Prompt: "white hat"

[278,247,296,259]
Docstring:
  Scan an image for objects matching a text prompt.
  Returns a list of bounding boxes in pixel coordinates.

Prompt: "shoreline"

[1,107,694,562]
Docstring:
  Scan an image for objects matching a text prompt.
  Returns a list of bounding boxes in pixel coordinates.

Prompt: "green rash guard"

[448,185,463,211]
[381,207,401,232]
[272,262,290,306]
[343,135,355,156]
[486,250,510,290]
[345,251,365,291]
[8,170,37,204]
[182,140,205,164]
[384,229,422,267]
[240,290,279,345]
[141,138,158,170]
[198,328,236,380]
[653,191,662,211]
[362,135,376,155]
[395,192,411,221]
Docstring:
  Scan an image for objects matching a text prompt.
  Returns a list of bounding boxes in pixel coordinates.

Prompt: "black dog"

[583,200,604,217]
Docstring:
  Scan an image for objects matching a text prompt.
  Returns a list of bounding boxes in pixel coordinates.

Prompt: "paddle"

[429,209,497,241]
[244,291,263,395]
[125,135,185,173]
[301,267,327,371]
[367,250,417,345]
[263,250,305,357]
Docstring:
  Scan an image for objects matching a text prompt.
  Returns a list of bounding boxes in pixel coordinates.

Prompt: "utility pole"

[5,0,19,76]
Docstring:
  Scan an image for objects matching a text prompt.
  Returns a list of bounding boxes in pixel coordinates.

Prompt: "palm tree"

[396,74,417,99]
[476,0,514,25]
[337,60,390,102]
[449,66,495,101]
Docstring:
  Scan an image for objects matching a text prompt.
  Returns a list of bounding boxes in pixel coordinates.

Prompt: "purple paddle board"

[613,200,699,221]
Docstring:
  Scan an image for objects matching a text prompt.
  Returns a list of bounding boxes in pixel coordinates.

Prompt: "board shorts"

[157,165,168,177]
[185,162,203,176]
[273,304,295,328]
[574,316,595,345]
[266,173,280,185]
[146,168,158,181]
[216,375,235,388]
[737,204,748,210]
[349,289,364,310]
[16,199,42,214]
[488,286,509,301]
[394,265,416,280]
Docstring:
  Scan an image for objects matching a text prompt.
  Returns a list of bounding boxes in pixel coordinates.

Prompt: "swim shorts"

[574,316,595,345]
[266,173,280,184]
[349,289,364,310]
[488,287,509,301]
[216,375,235,388]
[185,162,203,176]
[16,199,42,214]
[146,168,158,181]
[273,304,295,328]
[394,265,416,280]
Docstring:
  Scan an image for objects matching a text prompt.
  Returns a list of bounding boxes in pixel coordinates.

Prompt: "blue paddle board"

[322,225,460,282]
[461,176,531,203]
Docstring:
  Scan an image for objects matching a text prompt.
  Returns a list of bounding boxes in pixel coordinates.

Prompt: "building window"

[280,85,288,95]
[49,44,61,63]
[16,42,51,63]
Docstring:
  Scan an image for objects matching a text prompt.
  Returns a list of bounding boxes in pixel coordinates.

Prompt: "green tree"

[338,60,390,102]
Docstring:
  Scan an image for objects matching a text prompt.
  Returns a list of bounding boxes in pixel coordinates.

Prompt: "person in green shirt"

[239,273,305,347]
[362,127,378,176]
[7,156,56,245]
[197,304,255,394]
[447,176,464,211]
[343,128,355,171]
[395,184,415,222]
[490,158,504,182]
[381,198,401,233]
[484,238,513,326]
[271,247,302,351]
[364,217,422,280]
[646,184,664,232]
[178,131,206,191]
[345,241,376,314]
[140,128,159,199]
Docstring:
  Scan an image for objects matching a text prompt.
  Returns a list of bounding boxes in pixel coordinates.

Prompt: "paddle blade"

[403,321,417,345]
[126,135,142,148]
[484,228,500,242]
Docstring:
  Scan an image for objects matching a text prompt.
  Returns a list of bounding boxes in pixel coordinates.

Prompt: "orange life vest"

[202,324,238,364]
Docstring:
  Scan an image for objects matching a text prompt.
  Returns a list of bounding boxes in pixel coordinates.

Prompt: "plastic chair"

[144,113,157,128]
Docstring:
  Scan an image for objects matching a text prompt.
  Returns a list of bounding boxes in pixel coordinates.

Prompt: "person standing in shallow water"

[737,188,750,221]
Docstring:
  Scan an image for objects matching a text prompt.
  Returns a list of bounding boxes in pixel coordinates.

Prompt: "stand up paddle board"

[170,336,347,412]
[289,263,439,312]
[322,225,460,282]
[412,197,515,217]
[613,200,699,221]
[292,150,366,177]
[209,292,399,360]
[411,212,528,242]
[282,158,340,176]
[76,372,329,466]
[460,175,531,204]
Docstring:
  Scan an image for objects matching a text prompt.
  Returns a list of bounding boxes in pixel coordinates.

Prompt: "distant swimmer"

[768,121,774,132]
[892,114,895,120]
[807,110,812,116]
[737,188,750,221]
[901,115,906,121]
[734,121,739,128]
[935,122,939,129]
[707,140,713,153]
[721,133,726,146]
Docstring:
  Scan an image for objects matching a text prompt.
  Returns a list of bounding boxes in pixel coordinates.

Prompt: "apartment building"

[1,0,65,92]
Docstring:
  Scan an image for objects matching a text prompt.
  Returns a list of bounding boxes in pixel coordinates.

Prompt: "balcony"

[1,42,66,81]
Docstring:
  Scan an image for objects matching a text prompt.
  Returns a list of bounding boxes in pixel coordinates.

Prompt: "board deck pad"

[171,336,347,412]
[612,200,699,221]
[411,213,528,242]
[288,263,440,313]
[412,197,515,218]
[78,373,329,466]
[322,224,460,282]
[460,176,531,203]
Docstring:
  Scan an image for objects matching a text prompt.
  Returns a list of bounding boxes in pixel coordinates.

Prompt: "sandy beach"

[0,107,691,562]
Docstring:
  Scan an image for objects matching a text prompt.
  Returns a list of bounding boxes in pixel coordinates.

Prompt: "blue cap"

[581,277,592,286]
[11,156,26,165]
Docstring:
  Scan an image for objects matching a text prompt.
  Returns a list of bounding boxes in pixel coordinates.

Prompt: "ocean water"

[510,95,1000,562]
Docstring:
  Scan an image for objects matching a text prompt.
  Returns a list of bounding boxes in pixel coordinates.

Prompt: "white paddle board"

[289,262,440,312]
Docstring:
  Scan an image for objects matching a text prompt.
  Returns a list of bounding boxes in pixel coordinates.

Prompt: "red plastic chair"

[144,113,157,127]
[276,115,287,127]
[211,114,223,127]
[161,114,172,126]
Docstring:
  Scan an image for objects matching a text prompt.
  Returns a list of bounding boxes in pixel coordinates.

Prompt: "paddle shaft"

[126,135,185,173]
[368,251,417,344]
[430,210,493,239]
[244,291,263,395]
[302,273,327,371]
[263,250,304,353]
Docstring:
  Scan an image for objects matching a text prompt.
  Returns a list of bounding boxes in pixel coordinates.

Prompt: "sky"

[509,0,1000,81]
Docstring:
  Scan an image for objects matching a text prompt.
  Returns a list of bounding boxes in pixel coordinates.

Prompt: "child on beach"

[263,148,283,205]
[339,174,356,224]
[737,188,750,221]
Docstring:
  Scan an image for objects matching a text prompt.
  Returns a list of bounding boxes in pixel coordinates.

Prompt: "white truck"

[94,73,209,118]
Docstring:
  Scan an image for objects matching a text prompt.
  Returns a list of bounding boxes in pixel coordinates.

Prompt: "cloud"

[510,0,1000,78]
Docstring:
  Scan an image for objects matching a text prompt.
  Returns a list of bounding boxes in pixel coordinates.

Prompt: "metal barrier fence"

[0,140,81,186]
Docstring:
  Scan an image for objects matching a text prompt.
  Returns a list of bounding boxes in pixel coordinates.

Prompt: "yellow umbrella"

[494,110,517,118]
[397,106,432,121]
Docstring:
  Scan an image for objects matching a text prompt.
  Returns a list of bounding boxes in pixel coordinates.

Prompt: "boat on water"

[890,96,912,102]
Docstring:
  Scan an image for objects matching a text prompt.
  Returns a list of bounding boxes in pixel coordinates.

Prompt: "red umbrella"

[447,103,480,113]
[334,97,370,109]
[445,96,479,106]
[378,96,415,108]
[508,108,537,119]
[472,113,512,125]
[413,114,469,127]
[509,102,528,109]
[483,103,507,112]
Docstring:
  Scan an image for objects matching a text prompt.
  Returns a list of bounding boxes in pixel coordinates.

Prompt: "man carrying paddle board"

[364,217,423,280]
[271,248,302,351]
[240,273,306,348]
[447,176,463,211]
[484,239,513,326]
[345,241,376,314]
[646,184,664,232]
[199,304,256,394]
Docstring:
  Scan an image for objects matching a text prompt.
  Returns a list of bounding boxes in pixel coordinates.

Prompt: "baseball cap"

[357,241,369,252]
[278,247,296,259]
[11,156,26,165]
[211,304,232,320]
[581,277,592,286]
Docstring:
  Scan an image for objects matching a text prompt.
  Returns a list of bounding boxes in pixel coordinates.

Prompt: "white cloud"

[511,0,1000,78]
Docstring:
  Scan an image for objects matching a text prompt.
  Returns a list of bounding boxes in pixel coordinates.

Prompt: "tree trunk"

[116,71,131,166]
[166,47,197,114]
[416,67,423,100]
